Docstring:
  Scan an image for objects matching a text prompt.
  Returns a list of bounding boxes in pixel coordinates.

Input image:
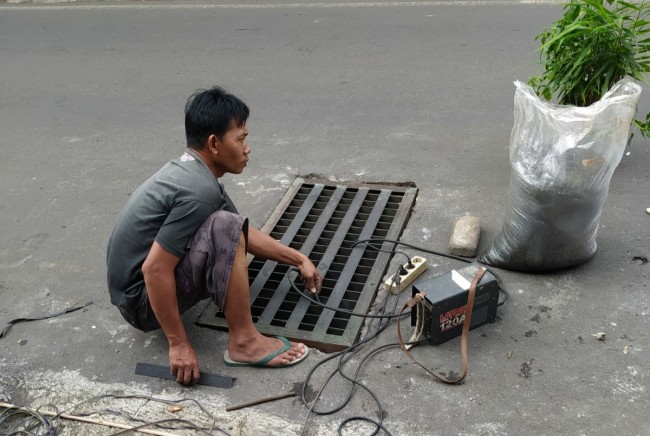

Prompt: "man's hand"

[143,242,199,386]
[247,227,322,294]
[169,341,200,386]
[298,258,322,295]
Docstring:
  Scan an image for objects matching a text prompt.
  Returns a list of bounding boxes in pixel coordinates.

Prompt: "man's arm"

[247,227,322,294]
[142,241,199,385]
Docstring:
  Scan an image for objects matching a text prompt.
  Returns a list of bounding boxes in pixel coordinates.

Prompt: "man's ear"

[207,134,220,155]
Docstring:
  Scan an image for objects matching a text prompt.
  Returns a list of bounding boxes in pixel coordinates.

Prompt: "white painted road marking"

[1,0,568,11]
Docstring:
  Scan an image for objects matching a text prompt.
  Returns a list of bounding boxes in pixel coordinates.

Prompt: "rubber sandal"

[223,336,310,368]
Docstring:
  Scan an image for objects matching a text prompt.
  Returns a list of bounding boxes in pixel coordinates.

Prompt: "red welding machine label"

[439,305,466,332]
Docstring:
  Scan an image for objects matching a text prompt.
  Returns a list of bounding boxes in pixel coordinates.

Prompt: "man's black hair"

[184,86,249,149]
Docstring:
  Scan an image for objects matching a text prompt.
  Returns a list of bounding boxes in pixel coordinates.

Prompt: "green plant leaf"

[532,0,650,106]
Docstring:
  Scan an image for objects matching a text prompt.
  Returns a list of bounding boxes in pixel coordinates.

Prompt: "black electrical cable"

[299,308,428,436]
[338,416,393,435]
[334,340,432,436]
[287,268,410,320]
[295,240,448,435]
[352,238,474,264]
[297,262,408,436]
[354,238,511,307]
[299,289,396,418]
[0,301,93,340]
[298,288,390,430]
[110,418,214,436]
[57,394,229,435]
[0,406,58,436]
[0,394,231,436]
[349,243,412,265]
[293,237,512,435]
[329,323,397,435]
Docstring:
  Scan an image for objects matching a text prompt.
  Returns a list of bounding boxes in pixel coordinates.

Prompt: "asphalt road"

[1,1,648,435]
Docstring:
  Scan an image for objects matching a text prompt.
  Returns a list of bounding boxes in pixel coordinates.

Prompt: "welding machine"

[410,263,499,345]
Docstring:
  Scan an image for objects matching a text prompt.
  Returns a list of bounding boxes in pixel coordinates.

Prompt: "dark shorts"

[118,210,248,332]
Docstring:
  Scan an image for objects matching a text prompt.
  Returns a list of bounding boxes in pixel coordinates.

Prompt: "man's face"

[213,122,250,176]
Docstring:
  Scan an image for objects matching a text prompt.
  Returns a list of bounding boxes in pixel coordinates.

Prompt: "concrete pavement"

[0,1,648,435]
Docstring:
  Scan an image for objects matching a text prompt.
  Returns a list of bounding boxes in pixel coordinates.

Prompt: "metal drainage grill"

[197,177,418,352]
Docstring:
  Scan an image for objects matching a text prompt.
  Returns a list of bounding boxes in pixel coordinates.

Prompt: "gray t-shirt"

[106,149,237,310]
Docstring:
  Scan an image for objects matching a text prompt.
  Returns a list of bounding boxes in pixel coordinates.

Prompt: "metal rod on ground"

[0,402,178,436]
[226,391,296,412]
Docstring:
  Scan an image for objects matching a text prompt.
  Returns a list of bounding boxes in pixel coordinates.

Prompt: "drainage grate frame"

[197,177,418,352]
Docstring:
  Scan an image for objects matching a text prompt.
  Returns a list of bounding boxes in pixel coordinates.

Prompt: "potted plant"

[480,0,648,272]
[529,0,650,111]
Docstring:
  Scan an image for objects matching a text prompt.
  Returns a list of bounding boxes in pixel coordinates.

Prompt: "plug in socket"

[384,256,428,294]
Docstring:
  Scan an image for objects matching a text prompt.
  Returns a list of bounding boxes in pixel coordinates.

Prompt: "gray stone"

[448,215,481,257]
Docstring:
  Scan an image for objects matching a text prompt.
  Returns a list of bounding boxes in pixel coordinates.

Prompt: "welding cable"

[328,273,414,436]
[339,417,393,435]
[297,239,509,435]
[303,342,391,436]
[350,241,413,264]
[0,405,58,436]
[352,238,474,264]
[297,243,428,433]
[54,394,229,435]
[353,237,505,286]
[110,418,215,436]
[346,240,413,266]
[287,237,411,311]
[312,266,481,434]
[288,239,423,318]
[299,281,398,416]
[299,267,405,436]
[0,403,192,436]
[333,338,431,436]
[297,238,496,435]
[298,275,395,428]
[1,382,229,435]
[287,268,411,319]
[0,301,93,340]
[299,239,506,435]
[353,238,510,307]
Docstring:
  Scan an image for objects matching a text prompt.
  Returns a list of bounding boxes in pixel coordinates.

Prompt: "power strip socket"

[384,256,428,294]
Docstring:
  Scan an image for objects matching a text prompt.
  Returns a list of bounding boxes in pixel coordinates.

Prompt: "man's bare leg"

[224,232,306,365]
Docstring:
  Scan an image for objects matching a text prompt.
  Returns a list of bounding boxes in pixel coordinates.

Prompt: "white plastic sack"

[480,78,641,272]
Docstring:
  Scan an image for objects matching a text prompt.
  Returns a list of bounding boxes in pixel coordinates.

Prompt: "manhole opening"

[197,177,417,352]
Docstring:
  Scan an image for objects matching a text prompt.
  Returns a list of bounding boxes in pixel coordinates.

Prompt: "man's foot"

[225,335,308,368]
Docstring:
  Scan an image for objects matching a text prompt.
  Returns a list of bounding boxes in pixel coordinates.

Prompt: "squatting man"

[107,87,322,385]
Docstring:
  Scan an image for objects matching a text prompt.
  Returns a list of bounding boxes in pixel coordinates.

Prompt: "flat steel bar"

[256,186,347,325]
[248,183,324,302]
[285,188,369,330]
[246,177,305,263]
[314,189,392,332]
[258,178,305,235]
[196,179,418,352]
[135,363,235,388]
[295,176,414,193]
[341,188,418,342]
